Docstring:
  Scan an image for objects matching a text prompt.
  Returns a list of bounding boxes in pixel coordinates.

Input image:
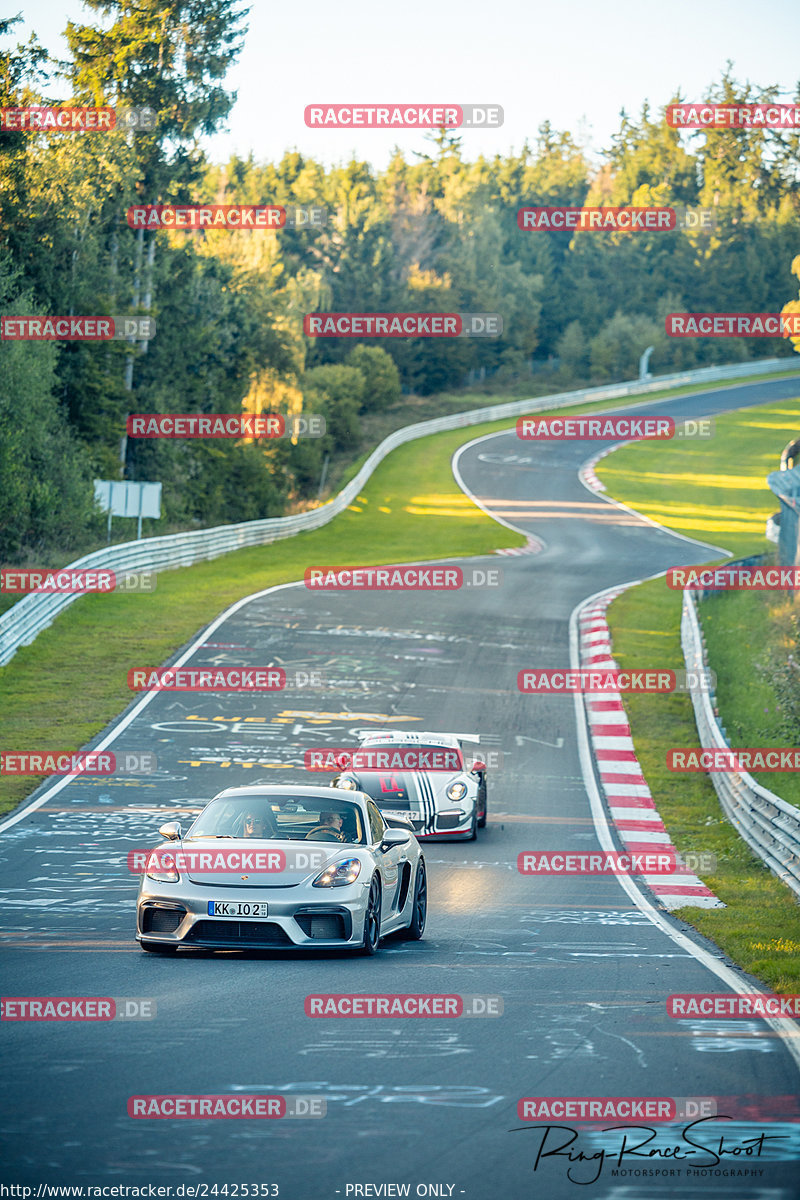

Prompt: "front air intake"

[294,912,348,939]
[187,921,293,946]
[142,908,184,934]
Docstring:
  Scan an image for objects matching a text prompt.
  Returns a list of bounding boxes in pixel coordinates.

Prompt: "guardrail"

[681,587,800,898]
[2,355,799,667]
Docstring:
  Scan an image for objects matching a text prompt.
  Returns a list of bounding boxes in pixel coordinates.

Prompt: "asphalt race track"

[3,375,800,1199]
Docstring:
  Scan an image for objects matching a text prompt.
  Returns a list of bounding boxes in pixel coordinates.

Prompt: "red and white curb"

[579,439,637,494]
[579,591,724,910]
[579,453,608,492]
[496,535,544,556]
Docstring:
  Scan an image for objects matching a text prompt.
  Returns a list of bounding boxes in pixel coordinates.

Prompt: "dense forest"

[1,1,799,562]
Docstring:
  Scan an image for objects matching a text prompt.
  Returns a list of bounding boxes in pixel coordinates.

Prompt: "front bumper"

[136,878,370,950]
[383,803,474,840]
[412,811,475,840]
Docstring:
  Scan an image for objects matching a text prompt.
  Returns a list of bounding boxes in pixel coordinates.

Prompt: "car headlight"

[446,781,468,801]
[335,778,358,791]
[312,858,362,888]
[145,849,180,883]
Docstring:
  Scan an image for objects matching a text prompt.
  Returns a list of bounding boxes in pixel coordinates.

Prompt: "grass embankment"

[597,393,800,992]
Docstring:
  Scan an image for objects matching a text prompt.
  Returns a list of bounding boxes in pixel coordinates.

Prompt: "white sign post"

[94,480,162,541]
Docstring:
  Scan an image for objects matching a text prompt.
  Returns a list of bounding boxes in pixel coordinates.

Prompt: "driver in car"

[305,810,347,842]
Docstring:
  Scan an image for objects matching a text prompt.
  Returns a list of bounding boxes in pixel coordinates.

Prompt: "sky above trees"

[2,3,798,563]
[9,0,800,168]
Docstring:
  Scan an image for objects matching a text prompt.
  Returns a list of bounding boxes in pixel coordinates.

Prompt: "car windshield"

[186,795,366,844]
[357,743,463,772]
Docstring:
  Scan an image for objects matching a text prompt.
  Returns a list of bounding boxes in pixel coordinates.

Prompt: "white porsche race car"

[331,730,487,841]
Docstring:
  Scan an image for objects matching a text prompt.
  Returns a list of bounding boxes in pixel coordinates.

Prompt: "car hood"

[176,838,360,888]
[347,770,469,810]
[349,768,463,799]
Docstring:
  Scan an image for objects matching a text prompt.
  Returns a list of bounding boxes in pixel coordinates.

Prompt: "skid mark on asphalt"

[298,1029,470,1058]
[518,908,654,922]
[229,1082,504,1108]
[673,1019,780,1052]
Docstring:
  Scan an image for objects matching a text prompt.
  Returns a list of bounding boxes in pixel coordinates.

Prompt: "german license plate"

[208,901,269,917]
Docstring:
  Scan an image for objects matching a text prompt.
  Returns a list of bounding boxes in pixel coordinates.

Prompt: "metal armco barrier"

[2,356,799,667]
[682,588,800,898]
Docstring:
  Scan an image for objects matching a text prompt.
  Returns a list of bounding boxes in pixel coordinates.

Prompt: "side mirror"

[380,827,410,850]
[470,761,487,774]
[158,820,181,841]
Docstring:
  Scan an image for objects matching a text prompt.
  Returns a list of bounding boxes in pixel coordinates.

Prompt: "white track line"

[452,422,800,1073]
[575,380,800,556]
[452,431,546,551]
[572,584,800,1072]
[0,580,305,834]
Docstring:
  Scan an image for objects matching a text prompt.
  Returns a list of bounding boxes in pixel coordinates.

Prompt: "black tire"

[400,860,427,940]
[466,808,478,841]
[140,940,178,954]
[360,876,382,955]
[477,780,487,829]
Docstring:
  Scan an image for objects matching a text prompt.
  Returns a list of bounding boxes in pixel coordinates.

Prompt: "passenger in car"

[241,812,272,838]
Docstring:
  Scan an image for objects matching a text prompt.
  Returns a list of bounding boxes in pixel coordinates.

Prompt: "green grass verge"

[596,395,800,556]
[597,391,800,801]
[611,582,800,992]
[600,392,800,992]
[701,590,800,807]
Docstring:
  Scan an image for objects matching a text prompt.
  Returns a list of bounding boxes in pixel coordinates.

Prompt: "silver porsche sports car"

[135,784,426,954]
[331,731,487,841]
